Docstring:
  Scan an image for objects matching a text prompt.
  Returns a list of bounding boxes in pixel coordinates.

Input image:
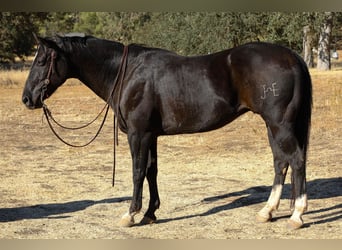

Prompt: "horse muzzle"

[22,91,45,109]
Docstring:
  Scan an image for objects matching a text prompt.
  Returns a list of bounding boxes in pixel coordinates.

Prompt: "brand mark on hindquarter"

[261,82,279,99]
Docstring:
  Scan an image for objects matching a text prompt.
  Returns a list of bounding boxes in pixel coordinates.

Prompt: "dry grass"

[0,69,82,88]
[0,60,341,238]
[0,70,29,88]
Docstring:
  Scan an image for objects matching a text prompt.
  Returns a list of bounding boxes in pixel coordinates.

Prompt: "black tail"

[295,54,312,161]
[290,54,312,207]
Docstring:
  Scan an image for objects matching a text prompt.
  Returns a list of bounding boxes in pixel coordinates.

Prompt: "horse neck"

[69,40,125,103]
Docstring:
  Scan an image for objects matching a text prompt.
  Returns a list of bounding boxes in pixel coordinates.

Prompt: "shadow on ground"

[0,197,131,222]
[156,177,342,226]
[0,177,340,227]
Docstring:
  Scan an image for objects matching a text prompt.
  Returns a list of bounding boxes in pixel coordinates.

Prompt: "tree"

[317,12,334,70]
[303,25,315,68]
[95,12,151,43]
[73,12,101,36]
[301,12,319,68]
[132,12,256,55]
[40,12,78,36]
[0,12,48,62]
[2,12,341,64]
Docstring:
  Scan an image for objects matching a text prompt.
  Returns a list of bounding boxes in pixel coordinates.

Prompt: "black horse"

[22,34,312,229]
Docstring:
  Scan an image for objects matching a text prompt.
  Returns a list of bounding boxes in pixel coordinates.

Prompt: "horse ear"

[32,32,40,45]
[33,34,60,51]
[32,33,49,47]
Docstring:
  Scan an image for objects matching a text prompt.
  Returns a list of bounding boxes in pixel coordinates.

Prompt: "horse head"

[22,34,71,109]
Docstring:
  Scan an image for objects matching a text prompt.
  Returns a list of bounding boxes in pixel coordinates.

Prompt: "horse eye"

[37,57,46,66]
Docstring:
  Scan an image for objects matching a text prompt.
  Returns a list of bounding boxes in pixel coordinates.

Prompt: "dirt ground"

[0,67,341,239]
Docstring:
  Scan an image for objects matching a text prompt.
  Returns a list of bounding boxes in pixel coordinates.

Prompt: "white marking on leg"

[267,184,283,210]
[257,184,283,222]
[289,194,308,227]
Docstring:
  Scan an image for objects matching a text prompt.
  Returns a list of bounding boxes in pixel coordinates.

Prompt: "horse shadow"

[0,197,131,222]
[156,177,342,227]
[0,178,340,227]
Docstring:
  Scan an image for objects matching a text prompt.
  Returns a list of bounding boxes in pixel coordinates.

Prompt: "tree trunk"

[317,12,333,71]
[303,25,314,68]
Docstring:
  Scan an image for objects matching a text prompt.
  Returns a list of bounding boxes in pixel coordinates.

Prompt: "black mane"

[51,35,121,55]
[47,34,172,59]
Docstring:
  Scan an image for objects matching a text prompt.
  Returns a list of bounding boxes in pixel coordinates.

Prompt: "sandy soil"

[0,68,341,239]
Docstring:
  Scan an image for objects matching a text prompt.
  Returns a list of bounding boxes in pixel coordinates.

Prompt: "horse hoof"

[287,219,303,230]
[140,216,156,225]
[118,213,135,227]
[256,212,272,223]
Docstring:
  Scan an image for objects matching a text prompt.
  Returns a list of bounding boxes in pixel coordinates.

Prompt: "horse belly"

[160,95,237,135]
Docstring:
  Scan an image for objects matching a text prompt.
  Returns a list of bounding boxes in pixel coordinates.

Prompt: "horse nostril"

[22,96,30,106]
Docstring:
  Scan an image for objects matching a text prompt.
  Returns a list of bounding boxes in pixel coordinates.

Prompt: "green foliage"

[40,12,78,36]
[132,13,270,55]
[0,12,48,62]
[262,13,306,51]
[1,12,342,62]
[100,12,151,42]
[73,12,101,36]
[132,12,232,55]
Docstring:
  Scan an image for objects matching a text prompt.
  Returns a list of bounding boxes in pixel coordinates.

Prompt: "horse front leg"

[118,131,153,227]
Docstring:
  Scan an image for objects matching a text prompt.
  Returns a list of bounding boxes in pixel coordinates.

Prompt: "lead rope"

[43,104,110,147]
[41,45,129,187]
[112,45,129,187]
[113,115,117,187]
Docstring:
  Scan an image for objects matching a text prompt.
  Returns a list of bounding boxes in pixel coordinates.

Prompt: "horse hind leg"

[118,131,153,227]
[257,126,289,223]
[257,123,307,229]
[140,138,160,225]
[288,148,308,229]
